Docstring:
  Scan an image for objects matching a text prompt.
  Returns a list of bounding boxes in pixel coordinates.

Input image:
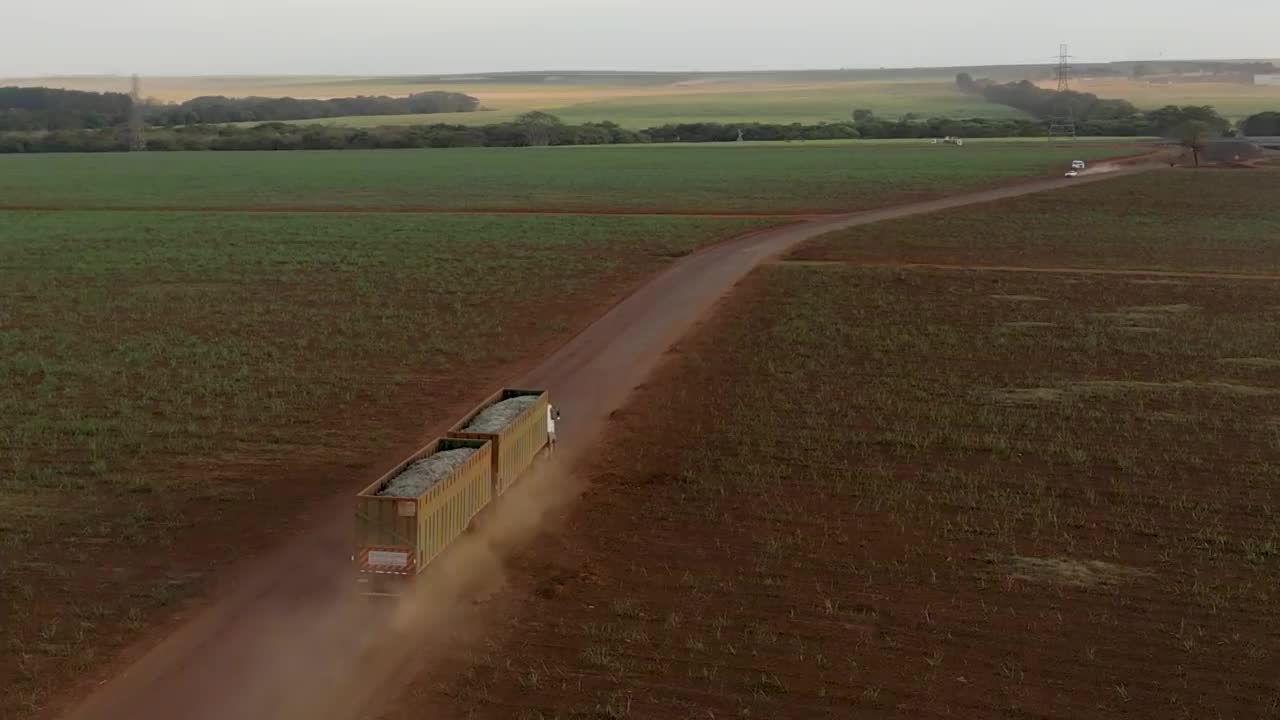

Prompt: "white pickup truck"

[1065,160,1086,177]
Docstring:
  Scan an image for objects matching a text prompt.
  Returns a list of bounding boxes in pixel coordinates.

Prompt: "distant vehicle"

[1071,160,1087,170]
[1065,170,1080,178]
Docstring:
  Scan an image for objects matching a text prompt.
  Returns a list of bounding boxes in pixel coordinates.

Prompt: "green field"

[0,142,1142,213]
[277,74,1276,127]
[10,69,1278,129]
[0,210,770,717]
[3,71,1036,128]
[308,80,1028,128]
[1062,78,1280,121]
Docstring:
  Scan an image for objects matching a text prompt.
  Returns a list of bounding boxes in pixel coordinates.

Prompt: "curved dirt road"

[62,165,1157,720]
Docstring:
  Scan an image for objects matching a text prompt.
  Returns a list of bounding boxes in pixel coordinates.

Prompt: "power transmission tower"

[129,74,146,151]
[1055,43,1073,92]
[1048,44,1077,141]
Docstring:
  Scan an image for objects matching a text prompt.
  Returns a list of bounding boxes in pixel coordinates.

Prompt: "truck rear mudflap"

[355,572,414,599]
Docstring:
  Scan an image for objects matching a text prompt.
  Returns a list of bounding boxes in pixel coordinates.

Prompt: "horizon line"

[4,57,1277,81]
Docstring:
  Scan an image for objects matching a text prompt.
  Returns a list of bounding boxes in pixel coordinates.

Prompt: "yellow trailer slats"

[447,388,549,496]
[354,437,493,577]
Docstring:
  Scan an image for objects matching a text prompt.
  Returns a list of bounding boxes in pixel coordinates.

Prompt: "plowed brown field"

[49,160,1164,720]
[395,171,1280,720]
[794,167,1280,274]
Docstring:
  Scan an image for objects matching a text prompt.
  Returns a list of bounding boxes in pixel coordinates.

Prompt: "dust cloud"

[203,454,588,720]
[1078,161,1124,177]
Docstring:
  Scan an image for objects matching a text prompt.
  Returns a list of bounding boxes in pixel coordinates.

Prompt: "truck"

[353,389,551,597]
[1065,159,1086,177]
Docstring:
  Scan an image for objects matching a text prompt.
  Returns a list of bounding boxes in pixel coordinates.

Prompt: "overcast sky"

[6,0,1277,76]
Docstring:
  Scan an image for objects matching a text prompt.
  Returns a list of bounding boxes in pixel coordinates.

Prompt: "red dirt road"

[59,164,1158,720]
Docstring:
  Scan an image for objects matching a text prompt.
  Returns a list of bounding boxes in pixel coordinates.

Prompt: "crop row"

[796,167,1280,273]
[0,143,1136,213]
[415,263,1280,719]
[0,210,768,718]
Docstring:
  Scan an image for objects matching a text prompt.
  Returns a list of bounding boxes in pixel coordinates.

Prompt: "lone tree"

[851,108,875,122]
[1179,120,1211,167]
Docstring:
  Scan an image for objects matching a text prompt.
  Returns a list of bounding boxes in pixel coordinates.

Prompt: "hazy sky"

[6,0,1278,76]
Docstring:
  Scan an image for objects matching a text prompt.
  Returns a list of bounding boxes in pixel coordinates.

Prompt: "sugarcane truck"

[353,389,554,598]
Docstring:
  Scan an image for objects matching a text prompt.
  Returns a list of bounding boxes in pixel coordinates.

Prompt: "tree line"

[0,111,1160,154]
[145,92,479,125]
[2,87,1276,154]
[0,86,479,131]
[955,74,1235,136]
[0,87,132,131]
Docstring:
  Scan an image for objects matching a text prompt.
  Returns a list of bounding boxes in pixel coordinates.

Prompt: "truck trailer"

[447,388,549,496]
[353,389,551,597]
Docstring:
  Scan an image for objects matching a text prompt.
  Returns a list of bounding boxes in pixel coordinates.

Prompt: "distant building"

[1254,74,1280,86]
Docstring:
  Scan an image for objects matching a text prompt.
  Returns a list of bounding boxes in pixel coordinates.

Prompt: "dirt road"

[61,164,1157,720]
